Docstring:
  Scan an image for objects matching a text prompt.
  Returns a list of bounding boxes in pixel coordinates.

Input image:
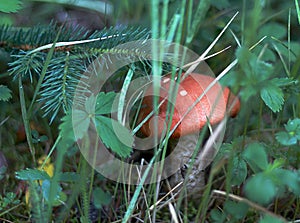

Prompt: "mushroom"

[138,72,240,196]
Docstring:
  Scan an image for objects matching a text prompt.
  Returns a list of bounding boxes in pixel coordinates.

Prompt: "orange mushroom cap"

[139,73,240,138]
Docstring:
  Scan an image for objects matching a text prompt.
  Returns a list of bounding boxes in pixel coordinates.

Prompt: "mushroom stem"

[167,118,226,196]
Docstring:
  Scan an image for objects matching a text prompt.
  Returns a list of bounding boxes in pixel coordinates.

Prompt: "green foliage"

[0,85,12,102]
[230,157,247,186]
[242,144,300,205]
[0,0,23,13]
[5,23,150,122]
[60,92,133,158]
[216,141,300,208]
[243,143,268,173]
[244,172,278,205]
[95,92,119,115]
[296,0,300,25]
[0,192,20,211]
[16,168,51,181]
[259,214,285,223]
[210,200,249,223]
[31,129,48,143]
[1,0,300,222]
[276,118,300,146]
[235,47,287,112]
[93,187,111,209]
[94,116,133,158]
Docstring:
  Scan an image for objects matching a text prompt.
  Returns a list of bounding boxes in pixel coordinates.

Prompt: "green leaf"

[244,173,277,205]
[259,214,284,223]
[95,92,118,115]
[231,157,247,186]
[285,118,300,134]
[72,109,90,139]
[272,77,296,87]
[41,179,62,202]
[275,131,297,146]
[276,118,300,146]
[210,209,226,223]
[224,200,249,220]
[94,116,133,158]
[0,85,12,102]
[258,22,287,40]
[260,83,284,112]
[243,143,268,172]
[16,168,51,181]
[275,169,300,196]
[93,187,111,209]
[0,0,23,13]
[59,113,76,148]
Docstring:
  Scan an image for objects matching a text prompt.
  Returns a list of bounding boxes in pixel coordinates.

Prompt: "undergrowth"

[0,0,299,222]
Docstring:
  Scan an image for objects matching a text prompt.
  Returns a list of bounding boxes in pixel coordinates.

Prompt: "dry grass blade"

[212,190,288,222]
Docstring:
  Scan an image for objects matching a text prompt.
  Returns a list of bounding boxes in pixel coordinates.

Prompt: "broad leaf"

[231,157,247,186]
[16,168,50,181]
[276,118,300,146]
[275,131,297,146]
[0,0,22,13]
[275,169,300,196]
[93,187,111,209]
[95,92,118,115]
[94,116,133,158]
[260,83,284,112]
[224,200,249,220]
[244,173,277,205]
[243,143,268,172]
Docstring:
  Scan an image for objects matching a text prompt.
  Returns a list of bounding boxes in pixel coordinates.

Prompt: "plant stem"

[19,76,36,163]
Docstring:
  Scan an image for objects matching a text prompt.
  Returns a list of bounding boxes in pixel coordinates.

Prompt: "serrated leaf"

[231,157,247,186]
[276,118,300,145]
[0,85,12,102]
[94,116,132,158]
[16,168,51,181]
[260,84,284,112]
[243,143,268,172]
[0,0,23,13]
[285,118,300,133]
[93,187,111,209]
[275,131,297,146]
[244,173,277,205]
[96,92,118,115]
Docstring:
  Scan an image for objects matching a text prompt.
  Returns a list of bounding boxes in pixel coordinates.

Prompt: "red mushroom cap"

[139,73,240,138]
